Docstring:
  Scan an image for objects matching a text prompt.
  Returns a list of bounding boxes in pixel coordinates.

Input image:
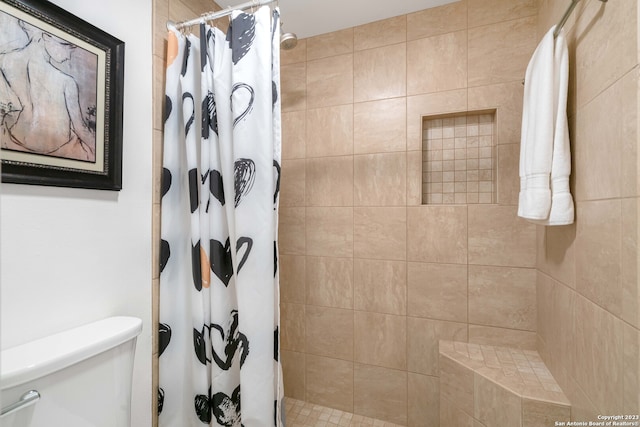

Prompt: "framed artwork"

[0,0,124,190]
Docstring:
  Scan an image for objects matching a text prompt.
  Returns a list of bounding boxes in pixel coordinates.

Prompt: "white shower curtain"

[159,6,283,426]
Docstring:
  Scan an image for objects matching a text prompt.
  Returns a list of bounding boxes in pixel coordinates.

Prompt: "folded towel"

[518,26,574,226]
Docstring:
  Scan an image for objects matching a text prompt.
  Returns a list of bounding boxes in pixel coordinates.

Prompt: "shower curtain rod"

[553,0,607,38]
[167,0,277,30]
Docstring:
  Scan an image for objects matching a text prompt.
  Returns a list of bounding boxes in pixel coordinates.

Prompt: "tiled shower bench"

[439,341,571,427]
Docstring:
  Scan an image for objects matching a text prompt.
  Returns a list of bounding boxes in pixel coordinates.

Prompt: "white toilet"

[0,316,142,427]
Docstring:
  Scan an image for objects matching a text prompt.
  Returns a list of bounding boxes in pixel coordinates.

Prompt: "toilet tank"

[0,316,142,427]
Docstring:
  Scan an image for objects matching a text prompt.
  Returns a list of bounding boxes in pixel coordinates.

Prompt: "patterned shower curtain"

[158,6,283,426]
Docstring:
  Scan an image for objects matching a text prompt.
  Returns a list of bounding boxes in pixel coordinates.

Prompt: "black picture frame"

[0,0,124,190]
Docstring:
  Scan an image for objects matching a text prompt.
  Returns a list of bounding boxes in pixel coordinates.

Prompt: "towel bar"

[554,0,607,38]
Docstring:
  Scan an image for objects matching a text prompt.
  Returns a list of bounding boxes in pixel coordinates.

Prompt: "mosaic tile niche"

[422,112,497,205]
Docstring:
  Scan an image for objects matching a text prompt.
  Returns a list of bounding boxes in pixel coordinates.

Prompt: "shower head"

[279,20,298,50]
[280,31,298,50]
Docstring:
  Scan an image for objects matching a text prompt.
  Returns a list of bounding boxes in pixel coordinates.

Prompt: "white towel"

[518,25,574,226]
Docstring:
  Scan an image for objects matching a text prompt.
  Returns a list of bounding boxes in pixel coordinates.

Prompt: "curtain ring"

[198,15,205,27]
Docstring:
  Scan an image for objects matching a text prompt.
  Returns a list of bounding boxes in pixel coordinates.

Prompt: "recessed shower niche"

[422,111,497,205]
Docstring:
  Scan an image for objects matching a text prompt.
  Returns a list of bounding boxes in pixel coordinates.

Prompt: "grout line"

[350,26,357,415]
[403,22,411,420]
[465,0,471,347]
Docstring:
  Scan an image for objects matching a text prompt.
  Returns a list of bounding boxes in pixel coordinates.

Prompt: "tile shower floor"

[284,398,405,427]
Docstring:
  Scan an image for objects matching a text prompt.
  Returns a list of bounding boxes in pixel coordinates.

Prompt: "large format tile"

[561,375,600,423]
[468,324,536,350]
[573,295,624,415]
[468,16,537,87]
[354,16,406,51]
[306,105,353,158]
[306,54,353,108]
[468,82,524,146]
[440,396,475,427]
[280,39,306,65]
[575,200,622,316]
[305,305,354,361]
[354,44,407,102]
[536,272,576,374]
[305,256,353,309]
[354,153,406,206]
[280,254,305,304]
[152,203,161,278]
[468,0,536,28]
[407,90,467,151]
[282,110,305,160]
[152,278,159,351]
[306,354,354,412]
[570,73,613,197]
[354,207,407,260]
[474,374,522,427]
[408,373,439,427]
[468,265,537,331]
[306,207,354,258]
[407,317,468,376]
[522,399,570,427]
[152,129,163,205]
[536,225,545,277]
[281,62,306,112]
[407,31,467,96]
[407,206,468,264]
[407,262,468,322]
[407,151,423,206]
[167,1,197,32]
[468,205,536,267]
[497,144,520,205]
[620,70,639,200]
[623,323,640,415]
[280,159,305,207]
[573,0,638,109]
[306,28,353,61]
[305,156,353,207]
[354,98,407,154]
[354,259,406,315]
[152,351,159,423]
[282,302,305,352]
[536,0,581,41]
[574,70,636,201]
[354,312,407,370]
[440,355,474,417]
[182,0,217,16]
[407,0,467,41]
[279,207,305,255]
[354,364,408,425]
[540,223,577,289]
[282,350,305,400]
[153,56,166,132]
[153,0,169,58]
[622,198,639,328]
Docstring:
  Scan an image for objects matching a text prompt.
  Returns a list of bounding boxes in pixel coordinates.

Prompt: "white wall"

[0,0,153,425]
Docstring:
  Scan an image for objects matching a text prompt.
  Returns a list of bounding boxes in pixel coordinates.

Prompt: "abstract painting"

[0,0,124,190]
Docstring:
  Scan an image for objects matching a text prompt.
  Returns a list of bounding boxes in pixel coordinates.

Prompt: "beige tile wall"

[279,1,539,425]
[536,0,640,421]
[148,0,640,425]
